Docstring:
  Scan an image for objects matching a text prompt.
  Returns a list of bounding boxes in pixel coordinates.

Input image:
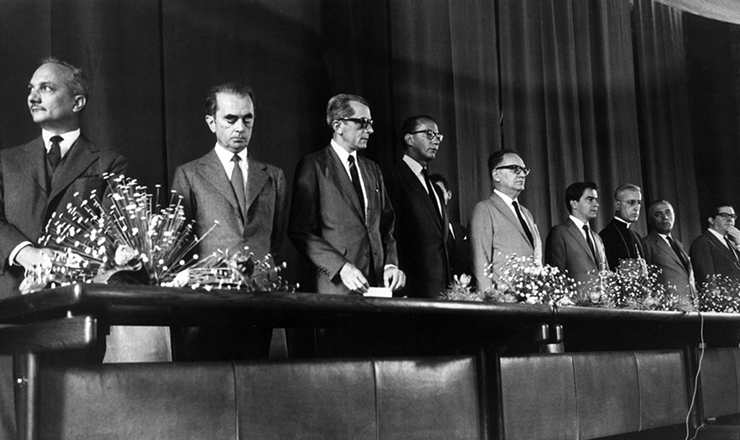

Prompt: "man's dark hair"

[41,57,88,99]
[707,203,733,219]
[400,115,436,144]
[428,173,449,191]
[565,182,598,213]
[205,82,256,116]
[326,94,370,126]
[487,149,519,176]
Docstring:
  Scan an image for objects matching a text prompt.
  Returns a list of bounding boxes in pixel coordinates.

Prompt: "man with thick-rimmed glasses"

[385,115,450,298]
[690,203,740,285]
[469,149,542,291]
[289,94,405,296]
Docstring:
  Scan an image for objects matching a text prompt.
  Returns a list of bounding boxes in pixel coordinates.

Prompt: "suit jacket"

[689,230,740,286]
[385,161,450,298]
[0,135,127,298]
[468,193,542,291]
[289,146,398,294]
[545,218,607,290]
[599,219,645,270]
[448,221,470,278]
[642,230,694,299]
[171,149,287,261]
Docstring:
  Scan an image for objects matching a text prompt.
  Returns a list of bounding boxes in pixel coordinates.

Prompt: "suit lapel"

[651,232,683,267]
[196,149,241,216]
[397,163,444,233]
[707,231,740,264]
[18,138,48,196]
[565,219,596,263]
[490,193,530,247]
[245,158,268,212]
[49,136,98,201]
[325,147,365,220]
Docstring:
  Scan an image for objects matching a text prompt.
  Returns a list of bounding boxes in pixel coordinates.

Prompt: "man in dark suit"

[0,57,127,438]
[385,115,450,298]
[171,82,287,262]
[289,94,405,295]
[690,203,740,287]
[545,182,607,292]
[469,149,542,291]
[599,183,645,270]
[642,200,694,299]
[430,173,470,278]
[171,83,287,360]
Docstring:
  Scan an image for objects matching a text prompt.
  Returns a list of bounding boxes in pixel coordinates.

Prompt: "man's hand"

[15,246,55,271]
[727,226,740,249]
[383,266,406,291]
[339,263,369,293]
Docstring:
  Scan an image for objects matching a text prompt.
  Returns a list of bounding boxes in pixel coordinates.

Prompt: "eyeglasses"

[337,117,374,130]
[495,165,530,176]
[717,213,737,220]
[409,129,444,142]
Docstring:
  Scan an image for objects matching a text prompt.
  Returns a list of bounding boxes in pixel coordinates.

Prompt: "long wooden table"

[2,283,740,440]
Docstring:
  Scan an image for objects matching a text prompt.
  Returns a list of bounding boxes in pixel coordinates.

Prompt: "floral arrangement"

[20,174,292,294]
[697,274,740,313]
[442,255,698,312]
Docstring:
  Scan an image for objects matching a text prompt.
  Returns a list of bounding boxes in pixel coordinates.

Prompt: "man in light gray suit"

[171,82,287,360]
[545,182,607,292]
[171,82,287,261]
[642,200,694,299]
[469,149,542,291]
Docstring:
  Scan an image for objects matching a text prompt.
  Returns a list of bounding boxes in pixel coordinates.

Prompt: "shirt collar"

[402,154,425,175]
[331,139,356,164]
[494,188,516,206]
[569,215,589,230]
[214,143,248,167]
[42,128,80,158]
[614,216,632,228]
[708,228,727,242]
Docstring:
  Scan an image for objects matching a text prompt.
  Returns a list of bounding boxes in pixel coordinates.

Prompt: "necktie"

[583,224,599,264]
[512,201,534,246]
[47,135,62,172]
[666,235,690,272]
[725,236,739,263]
[348,156,365,217]
[230,154,247,220]
[421,168,441,219]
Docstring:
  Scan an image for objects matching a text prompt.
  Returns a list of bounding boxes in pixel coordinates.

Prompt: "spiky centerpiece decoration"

[20,174,292,294]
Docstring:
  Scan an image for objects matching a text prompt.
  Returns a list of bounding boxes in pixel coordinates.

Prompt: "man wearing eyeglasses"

[689,203,740,286]
[469,149,542,291]
[289,94,405,295]
[385,115,450,298]
[599,183,645,271]
[545,182,607,292]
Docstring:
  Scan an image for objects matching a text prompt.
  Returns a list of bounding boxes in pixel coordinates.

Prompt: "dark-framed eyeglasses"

[717,212,737,220]
[495,165,530,176]
[409,129,444,142]
[337,117,374,130]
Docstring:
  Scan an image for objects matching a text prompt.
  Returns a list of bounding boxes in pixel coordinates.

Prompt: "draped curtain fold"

[634,0,701,243]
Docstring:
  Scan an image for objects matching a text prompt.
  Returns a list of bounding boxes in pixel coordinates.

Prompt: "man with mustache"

[643,200,694,299]
[0,57,127,438]
[690,203,740,286]
[289,94,405,296]
[171,82,287,359]
[385,115,450,298]
[469,149,542,291]
[545,181,607,292]
[599,183,645,270]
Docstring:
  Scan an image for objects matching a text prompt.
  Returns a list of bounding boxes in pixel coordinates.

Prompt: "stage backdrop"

[0,0,736,289]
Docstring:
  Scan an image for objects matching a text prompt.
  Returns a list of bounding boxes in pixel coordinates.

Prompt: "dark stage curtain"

[0,0,726,285]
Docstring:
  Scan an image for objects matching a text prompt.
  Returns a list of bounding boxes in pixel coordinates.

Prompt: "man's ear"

[205,115,216,133]
[72,95,86,113]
